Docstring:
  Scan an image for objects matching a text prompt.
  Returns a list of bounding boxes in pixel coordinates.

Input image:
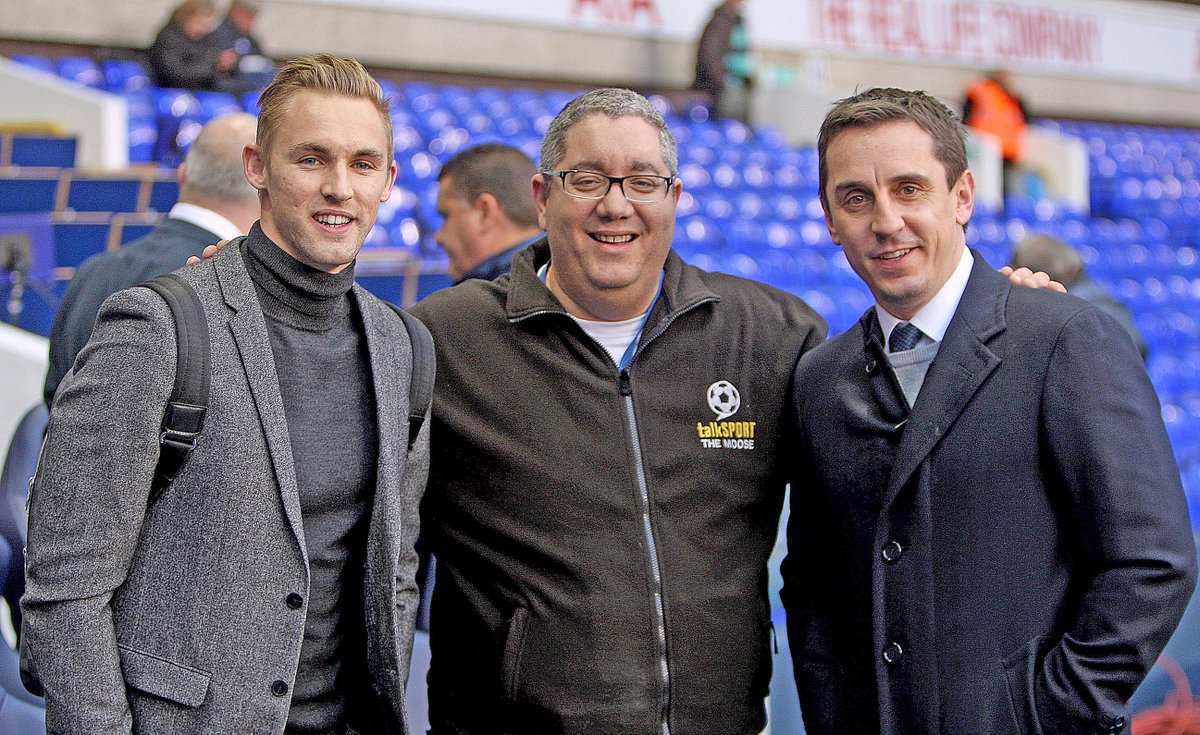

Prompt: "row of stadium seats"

[0,169,177,215]
[6,53,1200,485]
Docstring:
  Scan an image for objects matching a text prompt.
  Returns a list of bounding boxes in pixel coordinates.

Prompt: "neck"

[545,263,658,322]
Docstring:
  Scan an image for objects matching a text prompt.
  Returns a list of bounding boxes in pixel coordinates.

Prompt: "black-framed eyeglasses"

[541,169,676,203]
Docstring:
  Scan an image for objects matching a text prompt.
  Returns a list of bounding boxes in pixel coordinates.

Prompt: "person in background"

[43,112,260,406]
[1010,232,1148,359]
[207,0,275,94]
[434,143,542,283]
[782,86,1195,734]
[963,69,1029,198]
[690,0,754,124]
[148,0,234,91]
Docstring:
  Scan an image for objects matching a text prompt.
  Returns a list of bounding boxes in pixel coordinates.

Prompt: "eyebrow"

[832,172,935,195]
[571,160,665,175]
[287,143,387,163]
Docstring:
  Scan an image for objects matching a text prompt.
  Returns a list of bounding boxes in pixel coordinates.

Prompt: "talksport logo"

[697,380,756,450]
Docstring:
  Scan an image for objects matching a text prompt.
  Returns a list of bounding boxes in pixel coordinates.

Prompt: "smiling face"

[823,120,974,320]
[244,89,396,273]
[532,113,681,321]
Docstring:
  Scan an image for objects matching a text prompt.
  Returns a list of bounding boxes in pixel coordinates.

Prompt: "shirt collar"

[875,246,974,344]
[168,202,245,241]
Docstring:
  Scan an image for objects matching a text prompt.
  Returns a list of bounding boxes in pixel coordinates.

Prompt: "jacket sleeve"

[1032,306,1197,731]
[21,285,177,734]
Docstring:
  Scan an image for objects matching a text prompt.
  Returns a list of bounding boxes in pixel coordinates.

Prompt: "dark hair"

[438,143,538,228]
[817,87,968,210]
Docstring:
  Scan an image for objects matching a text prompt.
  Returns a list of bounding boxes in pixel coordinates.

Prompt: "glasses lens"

[623,176,667,202]
[563,171,609,198]
[561,171,668,202]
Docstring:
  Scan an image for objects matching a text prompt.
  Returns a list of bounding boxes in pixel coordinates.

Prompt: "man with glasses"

[409,87,827,733]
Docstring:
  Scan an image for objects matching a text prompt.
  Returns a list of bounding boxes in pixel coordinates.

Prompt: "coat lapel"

[353,287,411,713]
[212,239,308,556]
[883,254,1007,508]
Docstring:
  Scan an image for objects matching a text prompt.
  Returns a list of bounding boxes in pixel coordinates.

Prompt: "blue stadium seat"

[8,54,53,74]
[63,174,145,213]
[0,176,60,214]
[147,177,180,213]
[54,56,103,88]
[101,59,149,93]
[7,135,76,168]
[53,217,116,268]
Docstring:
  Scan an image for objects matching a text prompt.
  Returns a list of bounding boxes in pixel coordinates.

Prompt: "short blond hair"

[256,54,392,159]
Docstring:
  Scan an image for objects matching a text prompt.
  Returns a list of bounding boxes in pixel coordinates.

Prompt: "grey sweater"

[243,233,377,734]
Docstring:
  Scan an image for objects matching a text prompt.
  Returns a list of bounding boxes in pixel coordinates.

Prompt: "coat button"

[1106,716,1126,733]
[881,541,903,564]
[286,593,303,609]
[271,679,289,696]
[865,359,878,374]
[882,642,904,664]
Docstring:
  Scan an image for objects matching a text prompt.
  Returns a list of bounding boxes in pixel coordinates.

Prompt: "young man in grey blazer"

[22,54,429,734]
[781,87,1196,734]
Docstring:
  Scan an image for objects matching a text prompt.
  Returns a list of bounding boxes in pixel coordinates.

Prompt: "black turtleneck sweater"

[243,231,377,734]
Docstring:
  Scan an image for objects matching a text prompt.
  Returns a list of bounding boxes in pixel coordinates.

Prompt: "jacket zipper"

[619,368,670,735]
[516,294,719,734]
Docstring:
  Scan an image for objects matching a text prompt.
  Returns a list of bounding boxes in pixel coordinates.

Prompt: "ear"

[822,197,842,246]
[474,192,499,223]
[954,169,975,227]
[243,144,267,191]
[532,173,549,231]
[176,161,188,188]
[671,177,682,206]
[379,159,398,203]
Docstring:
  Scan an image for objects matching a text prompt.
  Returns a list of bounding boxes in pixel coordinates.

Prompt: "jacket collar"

[504,236,721,328]
[882,250,1008,505]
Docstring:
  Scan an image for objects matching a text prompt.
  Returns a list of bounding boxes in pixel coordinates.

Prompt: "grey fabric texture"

[22,230,426,735]
[884,340,939,408]
[243,236,376,732]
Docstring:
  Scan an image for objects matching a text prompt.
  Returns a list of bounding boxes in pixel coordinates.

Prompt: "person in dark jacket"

[781,86,1195,735]
[207,0,275,94]
[43,112,260,406]
[1009,231,1147,359]
[148,0,234,91]
[410,88,826,734]
[434,143,542,284]
[690,0,753,123]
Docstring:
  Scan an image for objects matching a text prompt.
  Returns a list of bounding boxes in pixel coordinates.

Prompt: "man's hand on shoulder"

[999,266,1067,293]
[186,240,232,266]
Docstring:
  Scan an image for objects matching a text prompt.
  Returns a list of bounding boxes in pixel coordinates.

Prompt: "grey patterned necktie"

[889,322,923,352]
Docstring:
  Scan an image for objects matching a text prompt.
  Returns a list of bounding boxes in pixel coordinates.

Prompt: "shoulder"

[408,278,507,334]
[683,262,828,334]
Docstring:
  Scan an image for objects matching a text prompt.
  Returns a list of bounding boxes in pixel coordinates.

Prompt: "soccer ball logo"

[707,381,741,421]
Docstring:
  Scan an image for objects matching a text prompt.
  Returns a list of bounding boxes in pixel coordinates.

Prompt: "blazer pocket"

[118,644,211,708]
[1002,635,1049,735]
[500,606,531,701]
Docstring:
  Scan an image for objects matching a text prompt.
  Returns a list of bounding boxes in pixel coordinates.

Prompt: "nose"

[596,178,635,218]
[871,194,903,239]
[322,164,353,202]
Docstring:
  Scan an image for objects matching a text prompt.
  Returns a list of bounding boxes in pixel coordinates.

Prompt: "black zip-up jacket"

[410,239,825,734]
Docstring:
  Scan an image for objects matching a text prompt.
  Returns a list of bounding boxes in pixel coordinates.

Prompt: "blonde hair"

[256,54,392,159]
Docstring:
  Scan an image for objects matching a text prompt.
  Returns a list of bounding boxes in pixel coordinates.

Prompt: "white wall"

[0,322,47,466]
[0,57,129,169]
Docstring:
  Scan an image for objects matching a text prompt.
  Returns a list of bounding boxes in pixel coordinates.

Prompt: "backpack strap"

[142,273,210,504]
[383,301,434,448]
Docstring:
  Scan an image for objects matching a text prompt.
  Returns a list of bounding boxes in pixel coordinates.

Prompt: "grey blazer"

[21,239,428,734]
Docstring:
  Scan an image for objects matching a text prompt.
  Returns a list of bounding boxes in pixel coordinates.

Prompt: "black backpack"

[142,273,435,503]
